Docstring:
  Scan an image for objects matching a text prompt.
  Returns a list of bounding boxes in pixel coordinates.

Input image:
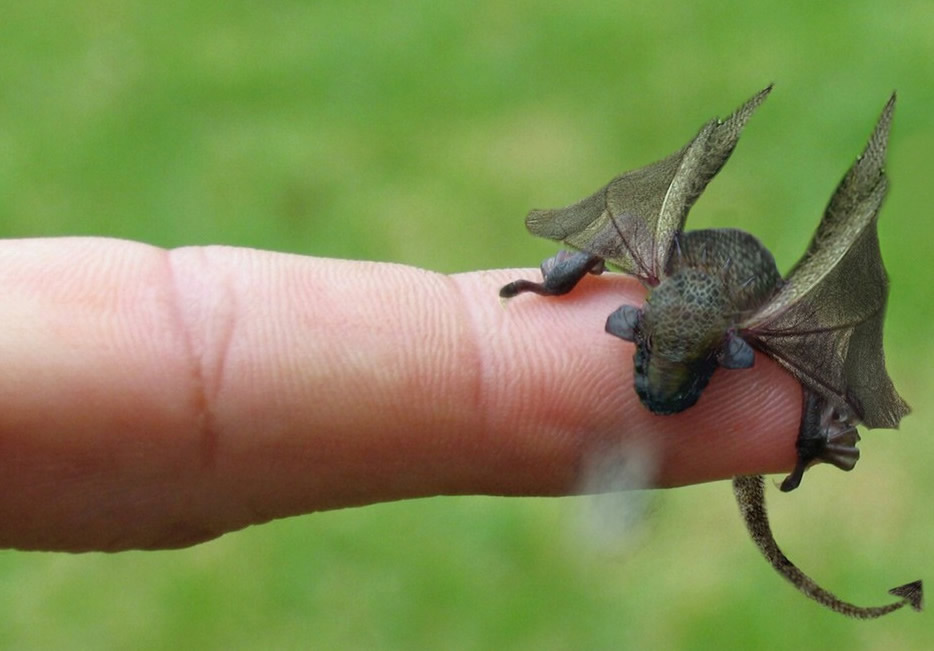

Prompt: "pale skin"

[0,238,801,552]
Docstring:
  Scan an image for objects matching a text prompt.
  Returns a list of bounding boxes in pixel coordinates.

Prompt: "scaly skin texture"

[733,475,922,617]
[633,228,782,413]
[498,90,920,618]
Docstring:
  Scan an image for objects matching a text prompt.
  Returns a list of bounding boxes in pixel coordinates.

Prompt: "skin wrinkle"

[447,272,497,479]
[208,250,330,522]
[206,258,473,515]
[0,240,213,549]
[0,239,803,551]
[165,247,221,472]
[108,246,234,549]
[411,267,495,495]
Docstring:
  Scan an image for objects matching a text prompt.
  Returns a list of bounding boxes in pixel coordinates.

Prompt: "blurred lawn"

[1,1,932,649]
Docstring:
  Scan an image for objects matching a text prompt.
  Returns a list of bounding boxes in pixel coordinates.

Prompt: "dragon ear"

[605,305,641,342]
[719,333,754,369]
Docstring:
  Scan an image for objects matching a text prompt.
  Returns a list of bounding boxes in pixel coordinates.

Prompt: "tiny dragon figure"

[500,86,922,617]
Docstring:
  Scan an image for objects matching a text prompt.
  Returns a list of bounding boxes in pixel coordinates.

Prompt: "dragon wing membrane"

[741,94,909,428]
[501,88,919,619]
[524,85,773,285]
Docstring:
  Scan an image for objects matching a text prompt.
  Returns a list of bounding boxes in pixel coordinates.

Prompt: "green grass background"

[1,1,932,648]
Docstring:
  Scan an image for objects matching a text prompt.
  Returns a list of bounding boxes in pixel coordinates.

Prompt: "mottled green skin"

[634,228,782,414]
[500,87,908,476]
[499,91,920,617]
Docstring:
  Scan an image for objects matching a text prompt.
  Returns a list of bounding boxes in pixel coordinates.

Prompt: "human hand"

[0,238,800,551]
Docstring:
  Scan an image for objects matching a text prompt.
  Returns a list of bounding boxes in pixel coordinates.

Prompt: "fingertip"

[454,269,801,492]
